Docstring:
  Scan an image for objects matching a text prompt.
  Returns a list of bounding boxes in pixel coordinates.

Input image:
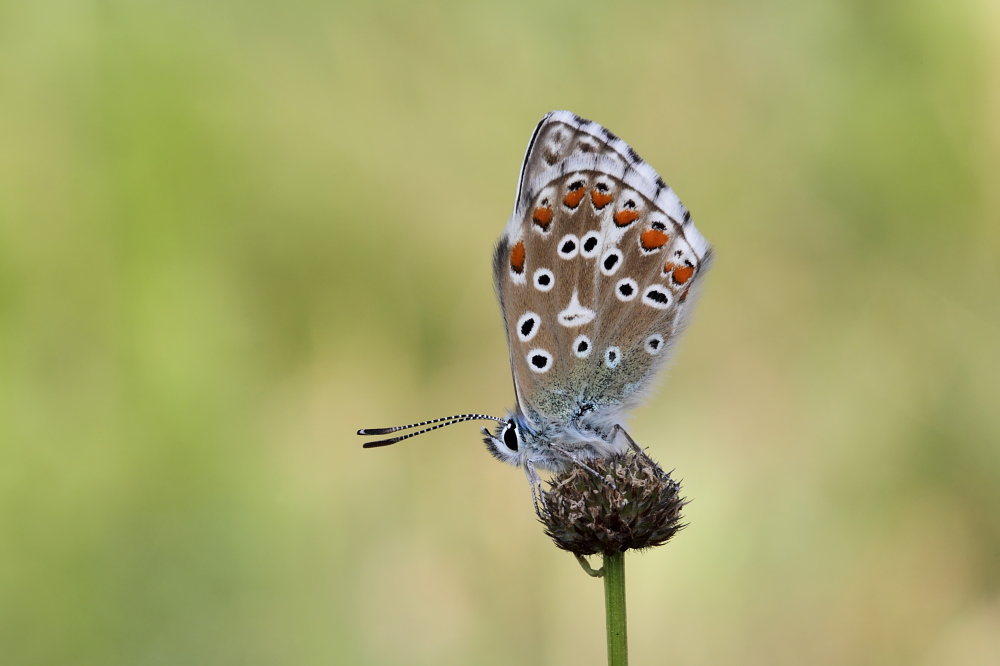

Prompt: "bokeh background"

[2,1,999,664]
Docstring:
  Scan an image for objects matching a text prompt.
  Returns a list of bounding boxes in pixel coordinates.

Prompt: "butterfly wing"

[494,111,712,429]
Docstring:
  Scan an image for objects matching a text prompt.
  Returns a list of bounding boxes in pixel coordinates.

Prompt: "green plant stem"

[603,551,628,666]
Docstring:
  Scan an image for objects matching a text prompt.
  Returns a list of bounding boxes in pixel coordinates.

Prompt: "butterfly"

[359,111,711,494]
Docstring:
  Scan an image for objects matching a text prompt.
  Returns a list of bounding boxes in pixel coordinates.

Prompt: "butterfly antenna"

[358,413,504,448]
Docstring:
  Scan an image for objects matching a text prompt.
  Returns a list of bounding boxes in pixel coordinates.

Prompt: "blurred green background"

[2,1,998,664]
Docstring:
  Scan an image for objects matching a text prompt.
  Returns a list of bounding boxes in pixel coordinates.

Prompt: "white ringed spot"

[533,268,554,292]
[557,234,580,260]
[527,348,553,373]
[573,334,592,358]
[604,346,621,369]
[516,312,541,342]
[642,285,672,310]
[580,231,601,258]
[644,334,665,355]
[600,248,623,276]
[615,277,638,301]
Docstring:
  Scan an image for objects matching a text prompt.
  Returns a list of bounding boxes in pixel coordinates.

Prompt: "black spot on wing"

[520,317,535,338]
[646,288,669,304]
[683,210,691,223]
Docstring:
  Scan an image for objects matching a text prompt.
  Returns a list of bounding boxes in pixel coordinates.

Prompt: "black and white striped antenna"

[358,413,505,448]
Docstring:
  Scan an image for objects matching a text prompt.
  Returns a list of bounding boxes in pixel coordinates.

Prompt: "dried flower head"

[536,449,686,556]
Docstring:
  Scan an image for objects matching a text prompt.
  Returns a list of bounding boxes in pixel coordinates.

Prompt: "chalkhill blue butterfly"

[359,111,712,495]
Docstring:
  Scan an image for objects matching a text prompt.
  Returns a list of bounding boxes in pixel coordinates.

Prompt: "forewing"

[495,111,712,425]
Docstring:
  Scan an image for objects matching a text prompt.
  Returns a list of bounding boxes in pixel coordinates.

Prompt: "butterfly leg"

[524,458,545,515]
[550,444,618,492]
[611,424,656,463]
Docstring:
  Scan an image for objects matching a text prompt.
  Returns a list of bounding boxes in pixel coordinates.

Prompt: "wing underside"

[494,112,712,427]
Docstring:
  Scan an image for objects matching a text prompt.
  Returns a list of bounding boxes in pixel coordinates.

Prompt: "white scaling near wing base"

[557,290,595,328]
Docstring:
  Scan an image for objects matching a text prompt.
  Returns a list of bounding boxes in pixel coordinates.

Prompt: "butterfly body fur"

[485,111,712,472]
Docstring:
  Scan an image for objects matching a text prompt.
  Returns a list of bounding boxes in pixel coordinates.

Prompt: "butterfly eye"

[502,423,519,452]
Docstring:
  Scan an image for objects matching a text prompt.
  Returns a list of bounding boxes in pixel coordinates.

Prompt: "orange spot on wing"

[510,241,525,274]
[640,228,670,250]
[663,261,676,275]
[532,207,553,230]
[680,288,690,302]
[591,189,613,209]
[563,187,586,209]
[672,264,695,285]
[614,209,640,227]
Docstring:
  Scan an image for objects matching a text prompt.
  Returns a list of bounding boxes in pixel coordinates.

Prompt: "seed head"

[537,449,686,556]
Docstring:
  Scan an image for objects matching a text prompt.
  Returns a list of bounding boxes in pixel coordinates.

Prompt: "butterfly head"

[482,411,537,466]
